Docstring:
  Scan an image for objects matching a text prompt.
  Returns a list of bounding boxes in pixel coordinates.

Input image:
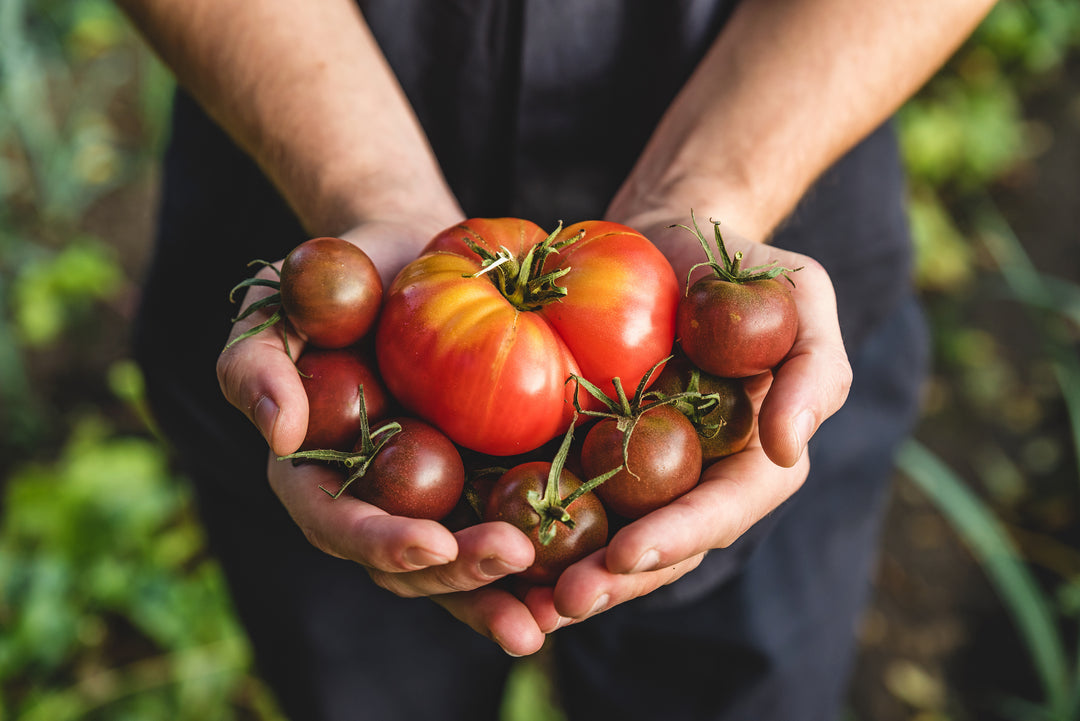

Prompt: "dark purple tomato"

[483,462,608,585]
[653,352,755,463]
[347,418,465,521]
[580,404,702,519]
[280,237,382,348]
[296,347,389,452]
[677,277,797,378]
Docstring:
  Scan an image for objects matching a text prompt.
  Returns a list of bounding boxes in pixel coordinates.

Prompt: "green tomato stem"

[462,223,583,312]
[276,386,402,499]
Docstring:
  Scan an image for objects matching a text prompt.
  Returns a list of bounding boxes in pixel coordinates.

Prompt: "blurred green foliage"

[883,2,1080,719]
[1,0,1079,720]
[900,0,1080,292]
[0,418,283,720]
[0,1,284,718]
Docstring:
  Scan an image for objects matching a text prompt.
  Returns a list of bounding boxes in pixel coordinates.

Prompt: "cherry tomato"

[484,461,608,584]
[678,278,797,378]
[344,418,465,521]
[227,237,382,352]
[280,236,383,348]
[375,218,679,456]
[296,347,390,452]
[674,215,798,378]
[653,352,754,463]
[581,404,702,519]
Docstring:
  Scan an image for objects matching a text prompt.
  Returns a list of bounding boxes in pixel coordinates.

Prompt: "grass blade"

[897,439,1069,713]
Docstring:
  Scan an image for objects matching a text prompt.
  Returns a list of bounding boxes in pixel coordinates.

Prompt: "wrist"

[296,162,463,242]
[609,170,777,246]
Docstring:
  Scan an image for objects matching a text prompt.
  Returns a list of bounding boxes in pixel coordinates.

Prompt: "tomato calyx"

[569,356,721,481]
[463,223,585,311]
[277,386,403,499]
[528,416,620,546]
[674,210,802,291]
[651,366,729,442]
[224,260,292,353]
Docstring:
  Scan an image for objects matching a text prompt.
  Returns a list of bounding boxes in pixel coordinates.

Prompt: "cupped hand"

[267,452,546,655]
[520,215,852,630]
[215,218,550,656]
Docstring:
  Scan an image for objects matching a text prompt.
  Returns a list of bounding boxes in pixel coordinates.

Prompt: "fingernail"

[792,410,816,451]
[629,549,661,574]
[552,615,574,631]
[403,547,452,569]
[253,396,279,444]
[586,593,610,617]
[479,556,528,579]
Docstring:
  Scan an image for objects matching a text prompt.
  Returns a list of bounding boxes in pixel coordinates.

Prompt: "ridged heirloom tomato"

[375,218,679,456]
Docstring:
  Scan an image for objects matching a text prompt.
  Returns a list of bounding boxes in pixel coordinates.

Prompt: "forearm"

[611,0,996,243]
[116,0,461,239]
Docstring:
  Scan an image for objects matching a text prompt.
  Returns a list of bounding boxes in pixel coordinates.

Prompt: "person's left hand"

[519,216,852,631]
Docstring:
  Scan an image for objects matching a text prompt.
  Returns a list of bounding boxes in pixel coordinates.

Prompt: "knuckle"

[429,563,484,594]
[828,349,854,406]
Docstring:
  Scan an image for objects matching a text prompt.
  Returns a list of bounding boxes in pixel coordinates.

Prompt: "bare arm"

[536,0,999,628]
[119,0,544,656]
[115,0,461,251]
[610,0,997,253]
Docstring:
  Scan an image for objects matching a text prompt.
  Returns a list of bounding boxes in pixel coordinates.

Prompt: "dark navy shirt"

[135,0,913,493]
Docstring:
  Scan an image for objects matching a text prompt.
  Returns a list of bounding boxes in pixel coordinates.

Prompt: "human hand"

[520,217,852,630]
[216,219,549,656]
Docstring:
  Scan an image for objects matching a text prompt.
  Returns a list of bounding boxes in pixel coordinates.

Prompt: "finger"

[267,455,459,571]
[523,548,705,629]
[367,522,535,597]
[759,256,852,467]
[602,443,810,575]
[217,271,310,456]
[432,587,547,657]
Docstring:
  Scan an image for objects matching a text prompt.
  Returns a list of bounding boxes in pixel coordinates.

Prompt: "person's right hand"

[215,219,549,657]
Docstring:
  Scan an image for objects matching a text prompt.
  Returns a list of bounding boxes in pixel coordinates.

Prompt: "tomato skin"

[676,277,797,378]
[654,354,754,463]
[376,218,679,456]
[280,237,382,348]
[296,348,390,452]
[581,404,702,519]
[483,462,608,585]
[347,418,465,521]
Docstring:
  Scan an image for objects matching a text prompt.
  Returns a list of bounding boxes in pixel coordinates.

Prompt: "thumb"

[757,258,852,467]
[216,279,310,456]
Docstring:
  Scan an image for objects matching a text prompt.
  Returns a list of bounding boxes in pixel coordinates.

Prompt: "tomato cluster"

[226,213,796,584]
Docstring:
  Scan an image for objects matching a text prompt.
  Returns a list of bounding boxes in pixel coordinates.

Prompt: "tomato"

[296,347,390,452]
[678,279,796,378]
[280,237,383,348]
[344,418,464,521]
[227,237,383,352]
[281,411,464,521]
[580,403,702,519]
[674,215,798,378]
[653,352,754,464]
[484,461,608,585]
[375,217,679,456]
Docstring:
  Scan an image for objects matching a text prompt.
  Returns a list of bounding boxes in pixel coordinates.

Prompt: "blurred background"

[1,1,1079,719]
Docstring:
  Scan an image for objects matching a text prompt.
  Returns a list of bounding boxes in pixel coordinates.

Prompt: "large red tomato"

[376,218,679,456]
